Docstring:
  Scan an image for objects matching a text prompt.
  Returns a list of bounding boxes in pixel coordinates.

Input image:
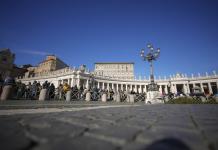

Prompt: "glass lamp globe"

[147,43,152,48]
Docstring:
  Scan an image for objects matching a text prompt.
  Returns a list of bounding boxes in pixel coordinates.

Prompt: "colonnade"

[18,70,218,95]
[55,77,218,95]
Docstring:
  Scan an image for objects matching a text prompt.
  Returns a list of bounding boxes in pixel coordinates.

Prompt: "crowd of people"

[1,74,190,102]
[0,75,201,102]
[0,74,146,101]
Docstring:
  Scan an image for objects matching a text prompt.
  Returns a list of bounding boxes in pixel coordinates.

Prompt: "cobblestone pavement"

[0,101,217,150]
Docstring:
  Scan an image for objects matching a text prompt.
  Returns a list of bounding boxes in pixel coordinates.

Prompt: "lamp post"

[140,43,160,91]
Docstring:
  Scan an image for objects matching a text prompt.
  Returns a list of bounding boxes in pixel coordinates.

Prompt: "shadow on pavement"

[145,138,190,150]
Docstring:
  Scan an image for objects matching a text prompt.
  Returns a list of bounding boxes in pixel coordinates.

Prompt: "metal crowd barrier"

[135,93,146,102]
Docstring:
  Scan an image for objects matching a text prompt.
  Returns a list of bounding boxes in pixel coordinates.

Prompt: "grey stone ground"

[0,100,217,150]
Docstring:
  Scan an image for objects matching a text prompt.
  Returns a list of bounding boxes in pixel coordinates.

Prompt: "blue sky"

[0,0,218,78]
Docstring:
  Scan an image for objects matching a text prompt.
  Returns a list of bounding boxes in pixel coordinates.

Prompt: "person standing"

[49,83,55,99]
[58,84,63,100]
[31,81,37,100]
[0,74,4,97]
[0,75,15,100]
[63,83,70,100]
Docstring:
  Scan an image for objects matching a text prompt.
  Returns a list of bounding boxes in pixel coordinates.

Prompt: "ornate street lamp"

[140,43,160,91]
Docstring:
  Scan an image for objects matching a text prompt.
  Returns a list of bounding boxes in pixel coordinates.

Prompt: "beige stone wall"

[94,63,134,79]
[34,55,68,75]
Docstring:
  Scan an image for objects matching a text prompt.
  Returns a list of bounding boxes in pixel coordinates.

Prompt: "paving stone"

[20,119,87,141]
[116,118,151,130]
[0,102,218,150]
[120,142,148,150]
[85,125,141,145]
[154,120,196,130]
[0,118,33,150]
[32,136,118,150]
[202,128,218,143]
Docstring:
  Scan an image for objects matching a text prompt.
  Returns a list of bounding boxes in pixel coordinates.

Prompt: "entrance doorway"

[176,84,184,94]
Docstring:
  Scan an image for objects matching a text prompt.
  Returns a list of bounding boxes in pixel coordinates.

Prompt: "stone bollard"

[59,92,62,100]
[126,94,130,102]
[201,96,207,103]
[102,93,107,102]
[66,91,72,101]
[164,96,169,103]
[116,92,121,102]
[129,94,135,103]
[113,93,117,101]
[85,91,91,101]
[216,97,218,103]
[39,89,47,101]
[0,85,13,101]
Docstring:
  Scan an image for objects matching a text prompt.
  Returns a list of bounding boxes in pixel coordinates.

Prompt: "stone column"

[97,82,100,89]
[175,84,178,93]
[139,85,142,93]
[172,84,177,94]
[122,84,125,91]
[76,76,80,88]
[144,85,147,93]
[217,82,218,92]
[200,82,204,93]
[130,84,132,91]
[121,84,123,91]
[126,84,129,91]
[116,84,119,91]
[186,83,190,94]
[86,79,89,89]
[68,78,72,87]
[193,83,196,88]
[183,84,187,94]
[64,79,68,85]
[163,85,167,94]
[170,84,174,93]
[58,80,62,86]
[112,83,114,90]
[134,85,137,93]
[71,75,75,87]
[107,83,109,90]
[208,82,213,94]
[159,85,162,94]
[102,82,105,89]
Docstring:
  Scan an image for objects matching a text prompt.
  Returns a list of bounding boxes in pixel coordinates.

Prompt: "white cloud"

[19,50,51,56]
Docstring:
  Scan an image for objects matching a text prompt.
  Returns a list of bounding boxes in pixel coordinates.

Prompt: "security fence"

[1,80,218,104]
[135,93,146,102]
[165,97,218,104]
